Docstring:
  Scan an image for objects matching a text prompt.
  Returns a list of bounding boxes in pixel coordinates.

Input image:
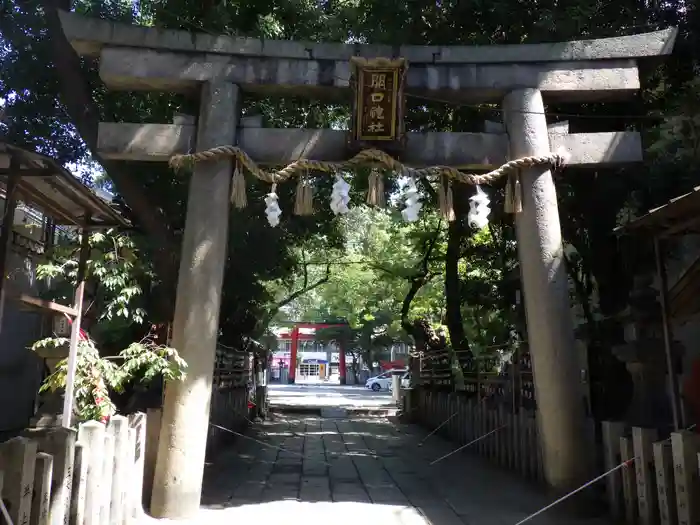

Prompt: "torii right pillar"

[503,88,590,494]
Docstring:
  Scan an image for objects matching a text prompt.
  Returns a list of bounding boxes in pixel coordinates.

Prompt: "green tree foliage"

[33,337,186,422]
[37,229,152,349]
[2,0,700,363]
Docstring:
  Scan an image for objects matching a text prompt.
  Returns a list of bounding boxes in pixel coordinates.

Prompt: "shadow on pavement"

[189,413,614,525]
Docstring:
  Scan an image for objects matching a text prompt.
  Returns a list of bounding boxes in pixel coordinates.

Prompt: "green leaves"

[32,337,187,423]
[37,229,151,336]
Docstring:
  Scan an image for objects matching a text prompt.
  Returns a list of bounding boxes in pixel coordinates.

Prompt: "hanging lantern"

[330,175,351,215]
[467,185,490,229]
[401,178,423,223]
[264,186,282,227]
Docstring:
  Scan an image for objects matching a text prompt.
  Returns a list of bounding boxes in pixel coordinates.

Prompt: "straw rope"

[169,146,566,187]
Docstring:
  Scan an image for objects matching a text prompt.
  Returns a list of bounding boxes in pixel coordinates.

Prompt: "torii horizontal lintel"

[98,47,641,102]
[58,9,676,65]
[97,122,642,168]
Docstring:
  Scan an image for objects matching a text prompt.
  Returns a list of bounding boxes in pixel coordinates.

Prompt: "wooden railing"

[412,389,545,481]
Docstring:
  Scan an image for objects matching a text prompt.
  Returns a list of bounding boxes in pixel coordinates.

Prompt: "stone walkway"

[196,414,613,525]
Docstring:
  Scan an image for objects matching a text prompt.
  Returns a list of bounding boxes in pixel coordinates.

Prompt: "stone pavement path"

[195,414,613,525]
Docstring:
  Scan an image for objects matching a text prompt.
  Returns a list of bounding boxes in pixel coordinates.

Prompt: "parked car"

[365,369,408,391]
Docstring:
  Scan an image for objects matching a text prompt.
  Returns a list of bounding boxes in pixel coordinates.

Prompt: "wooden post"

[61,218,92,427]
[0,165,21,334]
[289,325,299,384]
[654,237,683,430]
[338,340,347,385]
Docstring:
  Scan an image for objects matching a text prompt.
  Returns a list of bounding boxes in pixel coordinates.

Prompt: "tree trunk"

[445,185,470,352]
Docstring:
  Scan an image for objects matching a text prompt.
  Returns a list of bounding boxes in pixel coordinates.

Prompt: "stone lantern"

[611,275,683,428]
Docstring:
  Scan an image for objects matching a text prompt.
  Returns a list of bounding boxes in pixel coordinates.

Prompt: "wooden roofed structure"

[614,187,700,430]
[615,186,700,319]
[0,142,128,428]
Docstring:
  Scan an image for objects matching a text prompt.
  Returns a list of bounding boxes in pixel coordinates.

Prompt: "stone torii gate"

[57,11,675,520]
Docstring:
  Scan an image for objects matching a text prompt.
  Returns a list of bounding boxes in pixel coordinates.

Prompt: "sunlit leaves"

[33,337,186,422]
[37,229,150,329]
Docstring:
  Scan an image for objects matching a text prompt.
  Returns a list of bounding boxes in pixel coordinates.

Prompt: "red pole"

[338,341,347,385]
[289,325,299,384]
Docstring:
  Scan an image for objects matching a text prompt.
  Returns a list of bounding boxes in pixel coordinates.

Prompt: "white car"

[365,369,409,391]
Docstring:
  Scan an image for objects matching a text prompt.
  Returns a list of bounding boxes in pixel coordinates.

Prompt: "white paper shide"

[401,178,423,223]
[467,185,490,229]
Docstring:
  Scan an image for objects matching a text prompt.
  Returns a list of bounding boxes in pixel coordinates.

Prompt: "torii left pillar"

[151,81,239,519]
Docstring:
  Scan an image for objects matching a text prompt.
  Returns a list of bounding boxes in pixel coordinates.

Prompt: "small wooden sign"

[350,57,407,152]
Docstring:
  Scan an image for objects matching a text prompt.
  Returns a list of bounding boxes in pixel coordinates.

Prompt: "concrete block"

[632,427,659,525]
[98,46,641,103]
[108,416,129,525]
[127,413,147,519]
[172,113,195,126]
[100,433,114,524]
[35,427,76,525]
[31,452,53,525]
[68,443,87,525]
[654,441,677,525]
[671,431,700,525]
[77,421,105,525]
[98,122,643,168]
[141,410,161,513]
[601,421,625,519]
[0,436,39,525]
[58,10,676,63]
[620,436,638,525]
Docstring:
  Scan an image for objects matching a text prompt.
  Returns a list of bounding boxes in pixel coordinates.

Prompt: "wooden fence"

[600,421,700,525]
[0,413,147,525]
[413,389,545,481]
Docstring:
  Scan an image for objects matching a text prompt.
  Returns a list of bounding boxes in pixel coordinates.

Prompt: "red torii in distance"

[287,322,347,385]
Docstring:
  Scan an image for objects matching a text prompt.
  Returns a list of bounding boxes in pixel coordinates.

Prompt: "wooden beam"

[0,168,53,177]
[15,181,80,225]
[13,294,78,317]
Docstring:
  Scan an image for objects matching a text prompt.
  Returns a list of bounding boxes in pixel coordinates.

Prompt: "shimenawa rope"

[169,146,568,216]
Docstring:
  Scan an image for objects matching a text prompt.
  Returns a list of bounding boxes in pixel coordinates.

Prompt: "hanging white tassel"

[401,178,423,223]
[467,185,490,230]
[264,184,282,227]
[330,175,351,215]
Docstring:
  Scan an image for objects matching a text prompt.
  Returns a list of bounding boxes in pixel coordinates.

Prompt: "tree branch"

[258,264,332,330]
[273,263,330,312]
[40,1,178,286]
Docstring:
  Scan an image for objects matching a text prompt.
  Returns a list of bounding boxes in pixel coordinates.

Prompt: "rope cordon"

[169,146,569,221]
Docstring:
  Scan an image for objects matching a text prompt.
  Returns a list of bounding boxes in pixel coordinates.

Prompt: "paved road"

[196,413,613,525]
[268,383,394,410]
